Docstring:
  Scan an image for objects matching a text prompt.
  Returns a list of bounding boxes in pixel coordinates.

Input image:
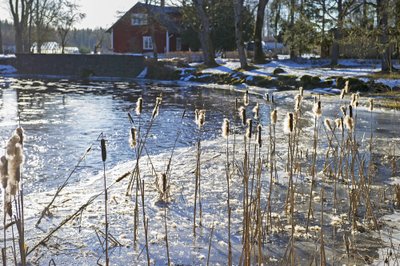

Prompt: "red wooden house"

[107,2,186,54]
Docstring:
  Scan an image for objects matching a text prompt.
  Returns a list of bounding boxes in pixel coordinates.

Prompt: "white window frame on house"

[131,13,148,26]
[143,36,153,50]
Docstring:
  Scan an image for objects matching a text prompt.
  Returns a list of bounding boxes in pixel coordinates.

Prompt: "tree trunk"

[193,0,216,67]
[233,0,248,69]
[0,21,3,54]
[15,26,24,53]
[377,0,392,72]
[331,0,343,66]
[253,0,268,64]
[289,0,296,59]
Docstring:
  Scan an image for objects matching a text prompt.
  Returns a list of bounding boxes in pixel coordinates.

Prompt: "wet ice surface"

[0,77,399,265]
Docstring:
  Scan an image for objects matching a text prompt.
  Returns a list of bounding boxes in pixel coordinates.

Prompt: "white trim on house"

[143,36,153,50]
[110,29,113,50]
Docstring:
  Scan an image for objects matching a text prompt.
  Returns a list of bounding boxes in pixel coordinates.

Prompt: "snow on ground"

[199,58,400,88]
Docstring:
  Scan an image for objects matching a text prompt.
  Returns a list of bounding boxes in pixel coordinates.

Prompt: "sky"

[0,0,140,29]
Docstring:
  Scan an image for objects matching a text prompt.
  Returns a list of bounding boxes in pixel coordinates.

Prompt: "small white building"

[31,42,79,54]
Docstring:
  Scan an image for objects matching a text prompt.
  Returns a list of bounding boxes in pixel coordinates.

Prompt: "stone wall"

[14,54,145,78]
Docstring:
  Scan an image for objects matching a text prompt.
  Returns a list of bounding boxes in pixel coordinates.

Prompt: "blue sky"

[0,0,139,29]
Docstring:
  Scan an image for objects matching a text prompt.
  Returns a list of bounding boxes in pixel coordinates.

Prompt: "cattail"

[348,105,353,118]
[243,90,249,106]
[161,173,167,194]
[313,101,322,117]
[135,97,143,115]
[344,80,349,93]
[340,105,347,116]
[0,156,8,189]
[129,127,137,148]
[368,98,374,111]
[239,106,246,126]
[284,112,294,134]
[252,103,259,120]
[340,89,345,99]
[222,118,230,139]
[294,94,302,111]
[351,93,357,107]
[152,97,162,119]
[265,93,270,102]
[324,119,333,131]
[335,118,343,131]
[299,86,304,96]
[101,138,107,162]
[256,125,262,147]
[197,110,206,129]
[246,119,252,139]
[344,115,354,131]
[271,95,275,103]
[15,127,24,145]
[271,109,277,125]
[6,134,20,158]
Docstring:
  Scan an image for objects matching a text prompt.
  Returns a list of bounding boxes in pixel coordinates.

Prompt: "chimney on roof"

[160,0,165,7]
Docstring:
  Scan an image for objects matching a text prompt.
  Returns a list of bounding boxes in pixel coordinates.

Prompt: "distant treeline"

[0,19,110,54]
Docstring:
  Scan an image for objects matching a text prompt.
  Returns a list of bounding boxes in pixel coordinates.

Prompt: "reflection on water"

[0,78,251,193]
[0,77,399,194]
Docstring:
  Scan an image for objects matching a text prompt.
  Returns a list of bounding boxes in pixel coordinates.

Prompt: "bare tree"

[0,21,3,54]
[193,0,217,67]
[253,0,269,63]
[377,0,392,72]
[55,1,85,54]
[33,0,62,53]
[9,0,34,53]
[233,0,248,68]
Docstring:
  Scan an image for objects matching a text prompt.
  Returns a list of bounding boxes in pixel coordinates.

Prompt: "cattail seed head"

[299,86,304,96]
[101,138,107,162]
[129,127,137,148]
[344,80,349,93]
[368,98,374,111]
[266,93,270,102]
[324,119,333,131]
[246,119,253,139]
[161,173,167,193]
[222,118,230,139]
[135,97,143,115]
[6,134,21,159]
[15,127,24,145]
[197,110,206,129]
[239,106,246,126]
[256,125,262,147]
[348,105,353,118]
[152,97,162,119]
[284,112,294,134]
[340,105,347,116]
[271,109,277,125]
[340,89,345,99]
[335,118,343,131]
[294,94,302,112]
[271,95,275,103]
[313,101,322,117]
[344,115,354,131]
[0,156,8,189]
[243,90,249,106]
[351,93,358,107]
[252,103,259,120]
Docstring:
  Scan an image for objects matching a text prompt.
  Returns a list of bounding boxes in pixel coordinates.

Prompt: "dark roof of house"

[106,2,182,34]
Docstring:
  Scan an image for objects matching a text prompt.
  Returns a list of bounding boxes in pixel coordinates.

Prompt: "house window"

[176,37,182,51]
[132,13,148,26]
[143,36,153,50]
